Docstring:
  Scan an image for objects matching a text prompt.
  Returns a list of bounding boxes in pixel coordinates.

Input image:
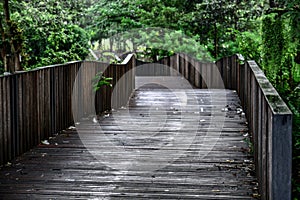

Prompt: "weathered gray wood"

[0,55,135,166]
[0,53,292,200]
[155,54,292,200]
[0,88,257,199]
[270,114,292,199]
[0,79,3,165]
[6,76,12,161]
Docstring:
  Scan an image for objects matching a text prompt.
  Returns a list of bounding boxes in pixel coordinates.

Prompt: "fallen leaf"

[41,140,49,145]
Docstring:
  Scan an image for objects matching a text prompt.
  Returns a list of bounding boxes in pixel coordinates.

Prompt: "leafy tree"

[260,2,300,197]
[262,15,285,85]
[87,0,142,43]
[190,0,264,59]
[9,0,90,69]
[0,0,23,72]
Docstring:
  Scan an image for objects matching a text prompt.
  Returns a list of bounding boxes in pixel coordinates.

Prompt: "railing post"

[10,74,18,160]
[0,77,3,165]
[246,61,292,200]
[50,67,56,135]
[268,110,292,199]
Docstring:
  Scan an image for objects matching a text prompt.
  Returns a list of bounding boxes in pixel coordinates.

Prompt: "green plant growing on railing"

[92,72,113,92]
[243,138,254,155]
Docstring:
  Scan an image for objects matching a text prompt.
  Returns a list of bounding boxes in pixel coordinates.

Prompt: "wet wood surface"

[0,86,258,199]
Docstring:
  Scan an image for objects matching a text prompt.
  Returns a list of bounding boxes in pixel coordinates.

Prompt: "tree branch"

[266,8,292,17]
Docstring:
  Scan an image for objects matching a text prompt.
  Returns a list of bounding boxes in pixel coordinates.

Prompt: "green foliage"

[260,9,300,198]
[0,60,3,74]
[35,25,90,68]
[261,13,300,93]
[190,0,264,58]
[220,27,262,63]
[236,31,262,63]
[262,15,285,84]
[0,0,25,72]
[87,0,142,41]
[92,72,113,92]
[98,28,212,62]
[87,0,265,60]
[291,85,300,198]
[243,138,254,155]
[4,0,91,69]
[133,29,212,61]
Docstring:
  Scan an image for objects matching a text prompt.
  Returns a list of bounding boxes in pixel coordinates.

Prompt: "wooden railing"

[0,55,135,166]
[137,54,225,89]
[216,55,292,200]
[144,53,292,200]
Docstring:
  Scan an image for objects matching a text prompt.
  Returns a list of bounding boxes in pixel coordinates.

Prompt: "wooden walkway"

[0,81,258,199]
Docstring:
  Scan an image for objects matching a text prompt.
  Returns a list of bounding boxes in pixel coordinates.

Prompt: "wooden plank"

[25,73,31,150]
[45,68,51,139]
[0,78,3,165]
[67,64,73,126]
[269,111,292,200]
[179,54,185,77]
[54,68,59,132]
[3,77,10,161]
[17,74,22,154]
[169,55,176,76]
[50,67,56,135]
[222,58,227,88]
[59,66,63,131]
[261,89,267,199]
[3,76,10,163]
[207,62,214,89]
[201,63,208,89]
[184,54,189,80]
[250,72,257,170]
[32,71,38,147]
[61,66,65,129]
[232,56,237,90]
[194,61,201,88]
[175,54,180,76]
[189,56,195,87]
[36,71,41,146]
[40,70,44,141]
[6,76,12,161]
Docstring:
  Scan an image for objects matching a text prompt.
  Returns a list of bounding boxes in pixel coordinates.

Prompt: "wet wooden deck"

[0,83,258,199]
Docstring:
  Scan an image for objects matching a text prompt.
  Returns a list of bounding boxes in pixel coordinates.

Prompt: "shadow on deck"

[0,76,257,199]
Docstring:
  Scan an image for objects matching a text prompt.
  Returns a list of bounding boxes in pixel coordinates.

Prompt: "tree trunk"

[4,0,10,21]
[8,54,14,73]
[214,23,218,58]
[0,21,8,72]
[1,0,12,72]
[1,49,8,72]
[1,0,23,72]
[14,53,21,71]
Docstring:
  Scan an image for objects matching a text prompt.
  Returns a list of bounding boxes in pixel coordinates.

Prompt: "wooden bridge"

[0,54,292,199]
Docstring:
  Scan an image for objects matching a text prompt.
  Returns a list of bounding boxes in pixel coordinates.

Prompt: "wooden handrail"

[235,58,292,200]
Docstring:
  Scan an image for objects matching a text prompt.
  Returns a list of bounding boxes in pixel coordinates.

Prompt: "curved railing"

[0,54,135,166]
[143,53,292,200]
